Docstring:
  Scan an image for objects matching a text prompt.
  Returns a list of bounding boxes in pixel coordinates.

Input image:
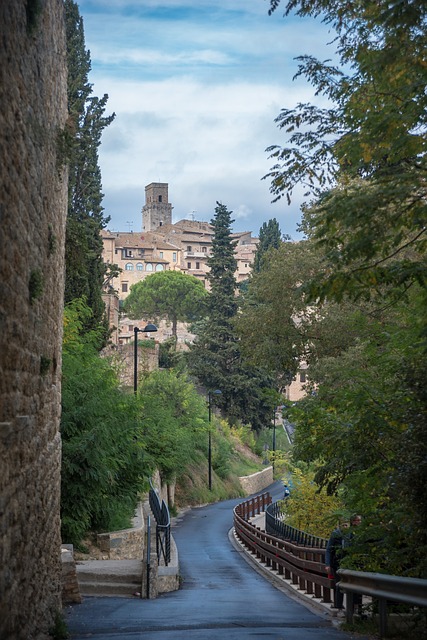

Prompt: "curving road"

[66,481,368,639]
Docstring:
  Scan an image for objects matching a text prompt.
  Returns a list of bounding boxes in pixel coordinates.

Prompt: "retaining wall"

[239,467,274,496]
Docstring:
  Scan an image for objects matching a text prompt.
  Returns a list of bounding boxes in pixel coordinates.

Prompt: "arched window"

[125,263,134,271]
[155,264,164,272]
[136,263,143,271]
[146,263,153,272]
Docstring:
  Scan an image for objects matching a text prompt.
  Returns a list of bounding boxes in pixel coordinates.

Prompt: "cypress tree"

[252,218,282,273]
[64,0,115,337]
[188,203,274,430]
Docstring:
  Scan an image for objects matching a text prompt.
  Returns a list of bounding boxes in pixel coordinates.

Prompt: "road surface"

[65,481,368,639]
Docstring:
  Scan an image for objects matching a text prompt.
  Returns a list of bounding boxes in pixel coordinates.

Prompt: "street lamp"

[133,324,157,394]
[208,389,221,490]
[272,407,277,474]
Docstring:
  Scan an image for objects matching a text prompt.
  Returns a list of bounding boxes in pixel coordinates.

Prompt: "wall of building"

[0,2,68,637]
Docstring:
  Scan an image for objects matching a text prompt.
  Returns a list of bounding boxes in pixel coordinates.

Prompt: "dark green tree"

[252,218,283,273]
[123,270,208,339]
[64,0,115,336]
[188,202,275,430]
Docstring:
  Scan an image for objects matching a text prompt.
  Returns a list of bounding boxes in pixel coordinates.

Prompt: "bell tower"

[142,182,173,231]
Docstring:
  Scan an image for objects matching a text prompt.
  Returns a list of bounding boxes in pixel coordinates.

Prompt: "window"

[202,246,207,253]
[159,251,164,258]
[187,246,192,252]
[158,195,162,202]
[122,283,128,292]
[129,325,133,332]
[146,263,153,271]
[156,264,164,272]
[300,371,306,383]
[173,252,177,262]
[136,263,143,271]
[187,262,192,269]
[196,262,200,269]
[125,263,134,271]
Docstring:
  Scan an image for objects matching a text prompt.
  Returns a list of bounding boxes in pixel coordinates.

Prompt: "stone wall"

[239,467,274,496]
[0,2,68,638]
[97,503,145,559]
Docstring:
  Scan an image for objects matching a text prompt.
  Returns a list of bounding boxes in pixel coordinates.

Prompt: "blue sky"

[77,0,335,238]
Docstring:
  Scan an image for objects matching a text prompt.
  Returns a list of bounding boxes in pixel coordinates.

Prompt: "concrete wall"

[0,1,68,637]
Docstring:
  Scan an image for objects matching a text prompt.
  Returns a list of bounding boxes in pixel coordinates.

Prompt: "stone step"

[78,580,142,598]
[77,560,143,597]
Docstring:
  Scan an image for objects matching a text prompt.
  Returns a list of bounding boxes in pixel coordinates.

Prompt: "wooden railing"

[233,493,333,605]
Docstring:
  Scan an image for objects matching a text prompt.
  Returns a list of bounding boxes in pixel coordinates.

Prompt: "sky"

[77,0,335,238]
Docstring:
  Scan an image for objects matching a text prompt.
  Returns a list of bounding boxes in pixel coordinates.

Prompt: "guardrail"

[233,493,334,605]
[338,569,427,636]
[234,495,427,638]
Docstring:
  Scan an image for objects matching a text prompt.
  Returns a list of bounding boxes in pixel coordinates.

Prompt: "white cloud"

[77,0,337,238]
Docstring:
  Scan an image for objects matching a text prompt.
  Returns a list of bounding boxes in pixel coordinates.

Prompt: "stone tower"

[142,182,173,231]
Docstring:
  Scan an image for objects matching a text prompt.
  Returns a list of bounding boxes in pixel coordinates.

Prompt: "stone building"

[102,184,259,344]
[0,2,68,638]
[142,182,173,232]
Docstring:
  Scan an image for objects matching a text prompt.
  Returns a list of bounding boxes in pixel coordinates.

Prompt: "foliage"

[138,369,208,485]
[158,337,185,369]
[64,0,115,339]
[61,300,149,544]
[282,465,344,538]
[236,240,319,382]
[287,288,427,575]
[123,270,208,339]
[49,610,69,640]
[265,0,427,299]
[187,202,276,431]
[252,218,283,273]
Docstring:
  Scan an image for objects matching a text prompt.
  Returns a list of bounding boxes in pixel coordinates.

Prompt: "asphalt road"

[65,481,368,640]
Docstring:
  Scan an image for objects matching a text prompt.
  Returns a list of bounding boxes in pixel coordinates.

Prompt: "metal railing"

[338,569,427,637]
[265,501,327,548]
[148,480,171,566]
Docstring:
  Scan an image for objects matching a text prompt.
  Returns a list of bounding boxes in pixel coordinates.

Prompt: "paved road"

[65,481,368,640]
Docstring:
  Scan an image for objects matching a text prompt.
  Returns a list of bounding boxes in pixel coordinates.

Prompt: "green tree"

[252,218,283,273]
[265,0,427,300]
[138,370,208,488]
[287,288,427,576]
[188,202,275,431]
[64,0,115,336]
[61,300,149,544]
[236,240,319,383]
[123,270,208,339]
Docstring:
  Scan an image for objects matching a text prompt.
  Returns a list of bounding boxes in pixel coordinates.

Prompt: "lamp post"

[272,407,277,474]
[208,389,221,490]
[133,324,157,394]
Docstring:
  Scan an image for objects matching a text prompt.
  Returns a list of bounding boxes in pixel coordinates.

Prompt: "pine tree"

[64,0,115,336]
